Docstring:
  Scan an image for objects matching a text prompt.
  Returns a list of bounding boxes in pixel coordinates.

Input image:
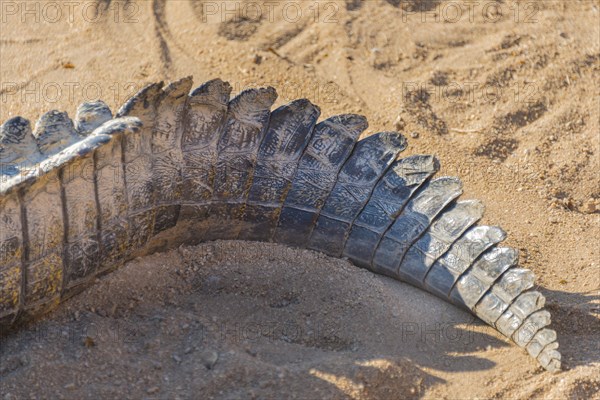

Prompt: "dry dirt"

[0,0,599,399]
[0,241,598,399]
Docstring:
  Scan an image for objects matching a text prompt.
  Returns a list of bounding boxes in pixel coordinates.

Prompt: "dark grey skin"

[0,77,560,372]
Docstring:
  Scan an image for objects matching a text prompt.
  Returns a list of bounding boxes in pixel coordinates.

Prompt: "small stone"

[253,54,262,64]
[172,354,182,363]
[549,217,559,224]
[581,199,597,214]
[394,116,405,130]
[63,383,76,389]
[83,336,95,348]
[147,387,160,394]
[200,350,219,370]
[410,131,419,139]
[152,361,163,370]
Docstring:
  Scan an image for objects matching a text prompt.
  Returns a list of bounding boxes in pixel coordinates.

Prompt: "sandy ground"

[0,0,599,398]
[0,242,598,399]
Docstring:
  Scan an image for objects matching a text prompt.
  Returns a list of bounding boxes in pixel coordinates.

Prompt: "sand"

[0,241,597,399]
[0,0,599,398]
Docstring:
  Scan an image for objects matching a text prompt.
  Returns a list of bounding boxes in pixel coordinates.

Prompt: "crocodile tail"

[0,77,560,372]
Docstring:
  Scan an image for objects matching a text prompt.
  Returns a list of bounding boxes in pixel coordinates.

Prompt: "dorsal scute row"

[0,77,560,372]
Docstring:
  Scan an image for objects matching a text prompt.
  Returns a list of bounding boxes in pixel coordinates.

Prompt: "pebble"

[200,350,219,370]
[581,199,597,214]
[394,116,405,130]
[84,336,95,348]
[147,387,160,394]
[410,131,419,139]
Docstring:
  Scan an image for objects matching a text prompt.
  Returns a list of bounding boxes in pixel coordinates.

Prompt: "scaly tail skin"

[0,77,561,372]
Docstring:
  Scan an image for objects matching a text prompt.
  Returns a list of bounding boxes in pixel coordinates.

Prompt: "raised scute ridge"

[75,101,113,136]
